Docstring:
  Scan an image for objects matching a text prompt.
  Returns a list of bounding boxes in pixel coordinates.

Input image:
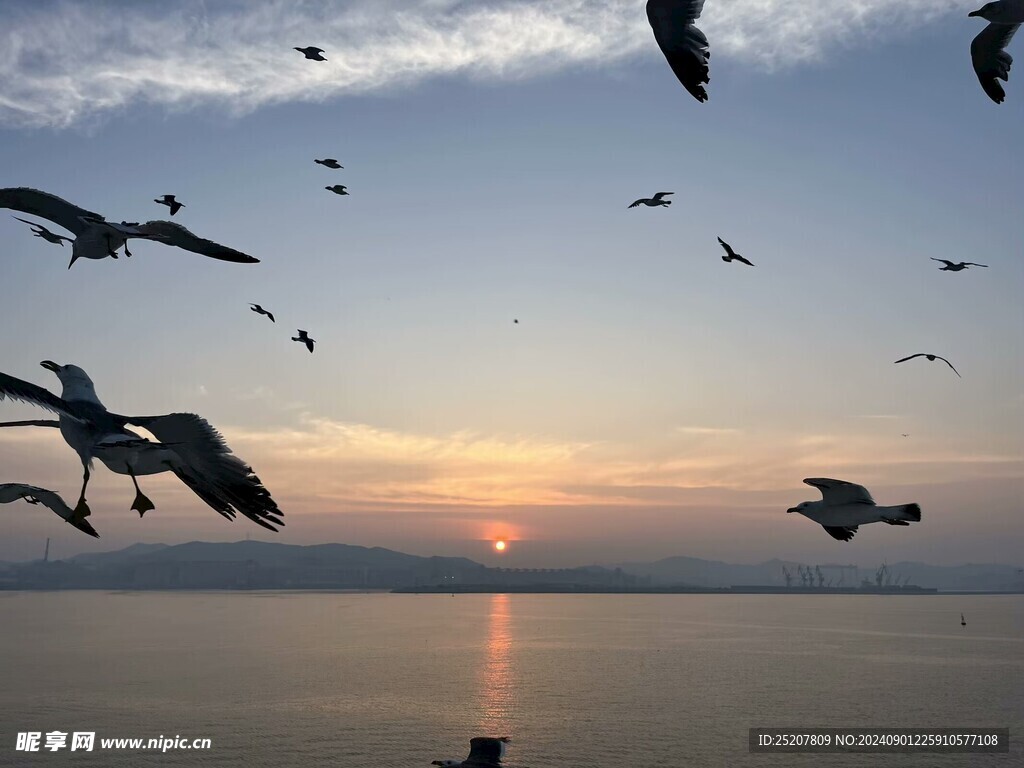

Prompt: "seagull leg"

[74,465,92,518]
[127,469,155,516]
[123,242,132,257]
[104,233,119,259]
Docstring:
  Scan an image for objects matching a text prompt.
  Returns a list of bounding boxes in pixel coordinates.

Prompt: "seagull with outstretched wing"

[12,216,74,246]
[931,258,988,271]
[0,362,283,531]
[0,483,99,537]
[292,330,316,353]
[250,304,275,323]
[629,191,673,208]
[647,0,710,102]
[894,353,961,377]
[718,237,755,266]
[0,188,259,268]
[788,478,922,542]
[295,46,327,61]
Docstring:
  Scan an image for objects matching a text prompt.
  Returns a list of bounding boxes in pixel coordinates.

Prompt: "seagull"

[154,194,184,216]
[961,612,967,626]
[12,216,74,246]
[0,362,284,531]
[894,353,961,377]
[432,737,510,767]
[628,192,673,208]
[0,188,259,268]
[931,258,989,271]
[717,237,755,266]
[249,304,275,323]
[314,158,343,169]
[292,330,315,353]
[969,2,1023,103]
[295,46,327,61]
[325,185,349,196]
[901,433,910,438]
[0,483,100,538]
[787,478,922,542]
[647,0,711,102]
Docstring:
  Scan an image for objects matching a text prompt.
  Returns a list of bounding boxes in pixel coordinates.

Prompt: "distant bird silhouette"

[717,237,754,266]
[432,737,510,767]
[154,194,184,216]
[961,612,967,626]
[249,304,275,323]
[647,0,711,102]
[292,330,315,353]
[315,158,343,169]
[969,2,1023,103]
[513,319,519,324]
[931,258,988,271]
[894,353,961,377]
[326,185,349,196]
[628,192,673,208]
[294,46,327,61]
[12,216,73,246]
[0,483,99,538]
[788,478,922,542]
[901,433,910,438]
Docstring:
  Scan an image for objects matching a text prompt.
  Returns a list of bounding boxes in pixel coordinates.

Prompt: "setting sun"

[494,540,507,552]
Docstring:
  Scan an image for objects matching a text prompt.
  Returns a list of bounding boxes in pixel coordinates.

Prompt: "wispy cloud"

[0,0,970,128]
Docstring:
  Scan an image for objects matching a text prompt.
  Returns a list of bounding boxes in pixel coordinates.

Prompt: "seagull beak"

[968,8,983,16]
[786,507,797,514]
[39,360,61,373]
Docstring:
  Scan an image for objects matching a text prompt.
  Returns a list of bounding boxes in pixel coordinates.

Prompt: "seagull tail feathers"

[888,503,921,523]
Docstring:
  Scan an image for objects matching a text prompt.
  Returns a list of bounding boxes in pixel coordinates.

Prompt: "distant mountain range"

[0,541,1020,591]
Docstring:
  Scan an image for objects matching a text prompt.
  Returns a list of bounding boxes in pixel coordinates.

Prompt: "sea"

[0,592,1021,767]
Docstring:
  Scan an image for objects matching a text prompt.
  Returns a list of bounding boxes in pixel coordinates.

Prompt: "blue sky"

[0,0,1021,567]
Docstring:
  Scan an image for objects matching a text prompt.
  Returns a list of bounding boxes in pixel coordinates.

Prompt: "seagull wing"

[652,192,674,200]
[803,478,876,506]
[717,237,736,257]
[464,737,509,767]
[0,371,85,421]
[628,199,646,208]
[963,262,989,267]
[971,22,1019,104]
[122,413,284,531]
[894,353,926,364]
[127,221,259,263]
[930,258,955,266]
[0,187,105,236]
[0,483,99,537]
[266,311,275,323]
[647,0,710,102]
[822,525,858,542]
[734,255,755,266]
[935,356,962,377]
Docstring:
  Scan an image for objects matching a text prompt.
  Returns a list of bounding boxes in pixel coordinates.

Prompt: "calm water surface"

[0,592,1021,766]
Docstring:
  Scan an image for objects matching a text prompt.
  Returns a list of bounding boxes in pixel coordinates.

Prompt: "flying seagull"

[432,737,510,767]
[326,185,349,196]
[647,0,711,102]
[961,612,967,626]
[0,483,99,538]
[969,2,1023,103]
[788,478,922,542]
[154,194,184,216]
[12,216,73,246]
[931,258,989,271]
[292,330,315,353]
[295,46,327,61]
[628,192,673,208]
[315,158,343,169]
[250,304,275,323]
[717,237,755,266]
[894,353,961,377]
[0,188,259,268]
[0,362,284,531]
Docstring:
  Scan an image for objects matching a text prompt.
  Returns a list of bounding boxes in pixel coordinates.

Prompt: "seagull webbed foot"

[73,498,92,519]
[132,492,156,517]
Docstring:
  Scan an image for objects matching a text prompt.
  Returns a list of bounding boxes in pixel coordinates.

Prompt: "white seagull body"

[0,362,284,531]
[788,478,922,541]
[0,188,259,268]
[0,483,99,537]
[969,1,1024,103]
[432,737,510,767]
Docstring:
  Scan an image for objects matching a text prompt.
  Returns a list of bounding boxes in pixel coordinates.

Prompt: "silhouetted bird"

[250,304,275,323]
[0,362,284,530]
[961,612,967,626]
[12,216,73,246]
[628,192,673,208]
[326,185,349,196]
[0,483,99,538]
[717,237,754,266]
[788,478,922,542]
[931,258,988,271]
[647,0,711,102]
[969,2,1023,103]
[894,353,961,377]
[513,319,519,324]
[901,433,910,438]
[432,737,510,767]
[154,194,184,216]
[292,330,316,353]
[315,158,343,169]
[294,46,327,61]
[0,188,259,268]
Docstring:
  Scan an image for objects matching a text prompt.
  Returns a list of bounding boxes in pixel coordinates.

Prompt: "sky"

[0,0,1021,567]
